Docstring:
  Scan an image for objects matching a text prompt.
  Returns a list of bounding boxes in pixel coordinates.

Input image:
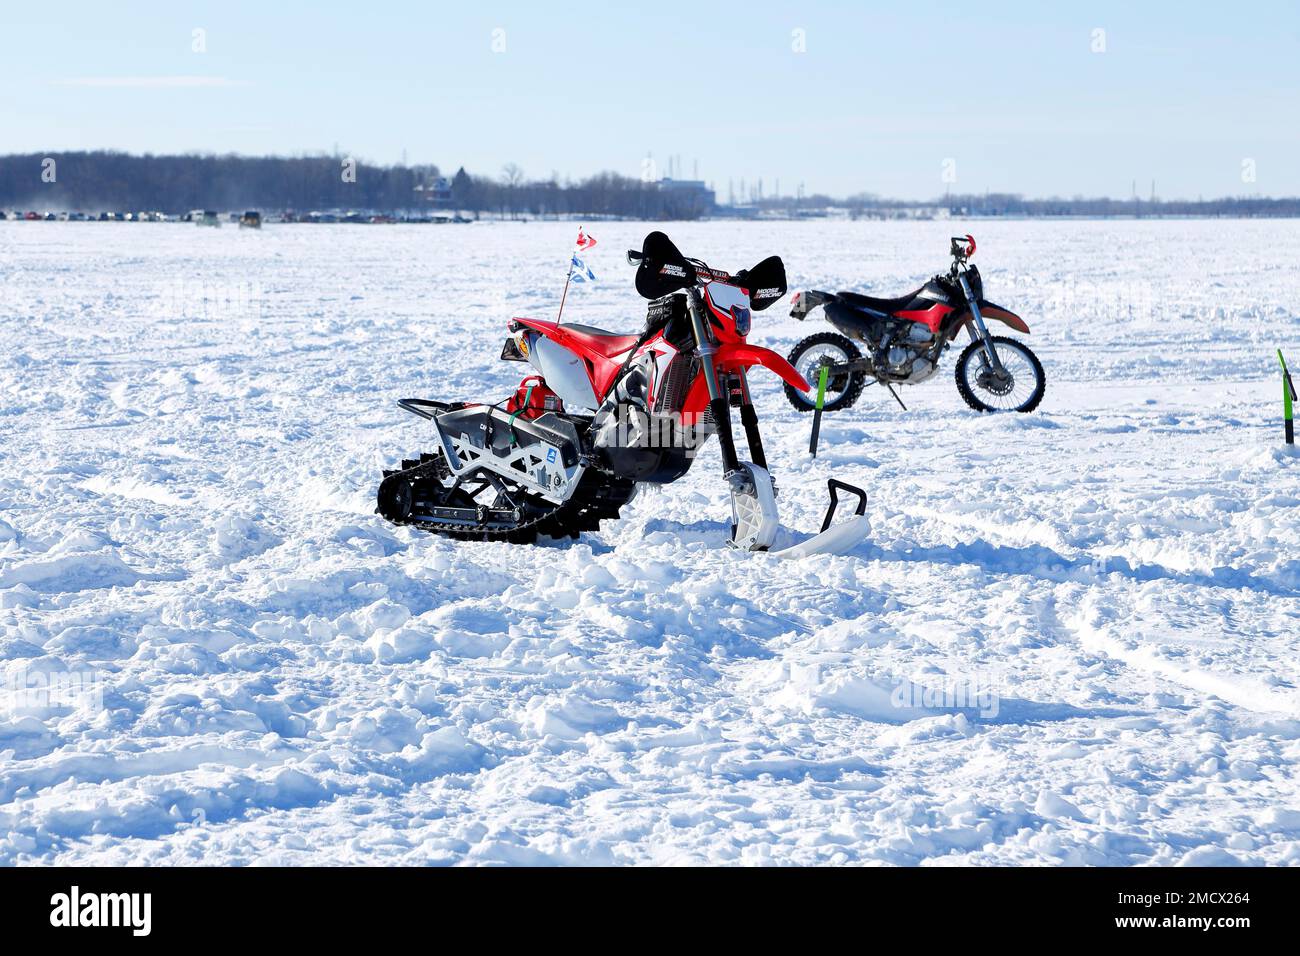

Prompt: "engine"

[590,350,700,483]
[868,317,940,384]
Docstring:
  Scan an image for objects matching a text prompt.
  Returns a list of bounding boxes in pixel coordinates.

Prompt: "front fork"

[958,273,1005,374]
[687,288,762,486]
[736,373,768,470]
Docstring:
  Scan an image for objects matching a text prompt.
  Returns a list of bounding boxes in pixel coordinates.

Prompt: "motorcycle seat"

[559,323,641,358]
[837,289,924,316]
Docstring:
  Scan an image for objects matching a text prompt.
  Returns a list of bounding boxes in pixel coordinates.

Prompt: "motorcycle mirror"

[627,249,643,266]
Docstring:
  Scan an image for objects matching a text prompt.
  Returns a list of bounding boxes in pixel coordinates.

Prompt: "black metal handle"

[820,479,867,532]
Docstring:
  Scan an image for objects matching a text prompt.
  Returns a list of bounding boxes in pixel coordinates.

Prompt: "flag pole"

[556,256,575,323]
[557,224,586,323]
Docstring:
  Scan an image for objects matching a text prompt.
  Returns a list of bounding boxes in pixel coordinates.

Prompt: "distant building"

[657,178,715,216]
[712,204,761,219]
[414,176,453,208]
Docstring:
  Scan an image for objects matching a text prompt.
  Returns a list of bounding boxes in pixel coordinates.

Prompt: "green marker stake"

[809,365,830,457]
[1280,349,1296,445]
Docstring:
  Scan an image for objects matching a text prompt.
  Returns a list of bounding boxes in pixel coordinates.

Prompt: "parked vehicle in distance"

[197,210,221,228]
[239,210,262,229]
[786,235,1046,414]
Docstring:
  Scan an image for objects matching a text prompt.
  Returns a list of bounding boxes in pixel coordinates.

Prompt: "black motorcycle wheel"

[784,332,867,413]
[954,335,1046,412]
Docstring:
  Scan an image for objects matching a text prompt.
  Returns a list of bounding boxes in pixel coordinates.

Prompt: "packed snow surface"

[1,219,1298,865]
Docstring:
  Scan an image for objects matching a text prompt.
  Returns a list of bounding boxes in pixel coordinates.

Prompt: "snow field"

[0,219,1297,864]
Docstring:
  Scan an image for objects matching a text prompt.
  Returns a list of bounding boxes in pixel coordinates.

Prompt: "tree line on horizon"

[0,152,713,219]
[1,151,1297,219]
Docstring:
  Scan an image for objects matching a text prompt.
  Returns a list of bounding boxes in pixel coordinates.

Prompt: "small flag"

[576,227,597,252]
[570,255,596,283]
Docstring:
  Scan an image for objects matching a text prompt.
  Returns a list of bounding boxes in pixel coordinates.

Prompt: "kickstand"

[885,383,908,411]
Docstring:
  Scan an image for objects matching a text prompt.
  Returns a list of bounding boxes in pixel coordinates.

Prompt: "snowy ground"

[1,218,1298,866]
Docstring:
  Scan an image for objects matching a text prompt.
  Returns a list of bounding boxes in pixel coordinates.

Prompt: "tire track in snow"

[1065,592,1300,717]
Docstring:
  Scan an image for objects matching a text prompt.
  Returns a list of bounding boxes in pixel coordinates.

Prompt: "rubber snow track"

[0,220,1298,865]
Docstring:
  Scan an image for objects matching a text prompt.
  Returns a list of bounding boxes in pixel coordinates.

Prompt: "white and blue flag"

[570,255,596,283]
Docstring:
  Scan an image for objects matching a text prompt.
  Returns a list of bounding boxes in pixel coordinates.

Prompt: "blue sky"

[4,1,1298,199]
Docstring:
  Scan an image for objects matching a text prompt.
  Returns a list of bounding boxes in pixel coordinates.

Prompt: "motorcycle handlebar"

[627,248,732,284]
[950,234,976,259]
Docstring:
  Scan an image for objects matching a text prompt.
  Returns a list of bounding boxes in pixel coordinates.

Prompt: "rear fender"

[511,317,559,335]
[509,317,626,403]
[790,289,836,320]
[682,343,811,414]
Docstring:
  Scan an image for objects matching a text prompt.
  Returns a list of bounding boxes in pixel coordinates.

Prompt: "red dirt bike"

[785,235,1046,413]
[376,231,870,555]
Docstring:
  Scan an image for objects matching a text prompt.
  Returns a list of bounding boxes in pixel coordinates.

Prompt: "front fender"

[682,343,811,414]
[947,302,1030,337]
[716,343,811,391]
[975,301,1030,334]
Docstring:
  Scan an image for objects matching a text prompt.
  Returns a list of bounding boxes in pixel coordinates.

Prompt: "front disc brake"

[977,367,1015,395]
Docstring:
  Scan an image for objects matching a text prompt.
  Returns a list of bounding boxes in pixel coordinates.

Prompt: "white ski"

[730,464,871,558]
[771,514,870,559]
